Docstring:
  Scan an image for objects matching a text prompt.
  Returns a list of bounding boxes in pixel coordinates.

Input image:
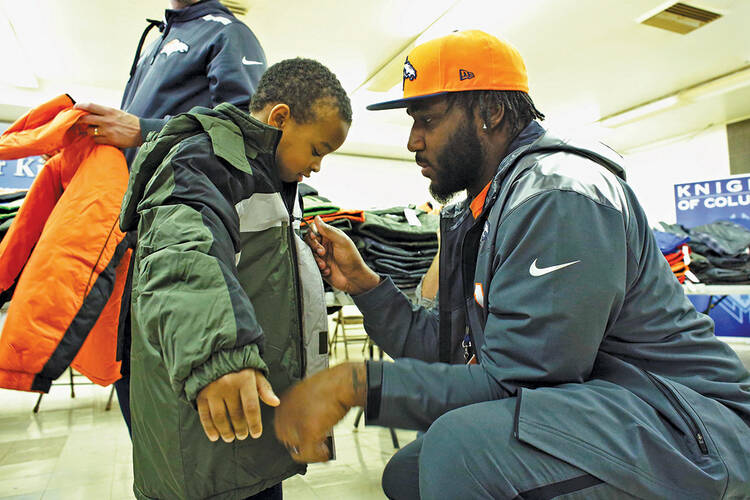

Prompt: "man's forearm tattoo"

[352,365,364,400]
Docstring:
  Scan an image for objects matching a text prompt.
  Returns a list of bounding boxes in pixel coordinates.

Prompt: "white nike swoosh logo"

[529,258,580,277]
[242,57,263,66]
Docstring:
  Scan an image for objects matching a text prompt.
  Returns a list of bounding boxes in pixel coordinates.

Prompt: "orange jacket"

[0,94,131,392]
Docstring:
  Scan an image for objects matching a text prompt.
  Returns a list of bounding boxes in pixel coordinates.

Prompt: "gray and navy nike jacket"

[355,121,750,498]
[120,103,328,499]
[121,0,266,163]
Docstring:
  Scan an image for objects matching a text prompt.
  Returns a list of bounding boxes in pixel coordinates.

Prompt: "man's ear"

[485,103,505,132]
[268,104,291,129]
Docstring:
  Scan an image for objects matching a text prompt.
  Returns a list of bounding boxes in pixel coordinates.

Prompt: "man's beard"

[428,120,484,204]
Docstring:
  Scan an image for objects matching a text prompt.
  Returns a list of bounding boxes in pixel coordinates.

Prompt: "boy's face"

[275,104,349,183]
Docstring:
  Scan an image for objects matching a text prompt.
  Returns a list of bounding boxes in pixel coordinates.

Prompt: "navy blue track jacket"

[121,0,266,163]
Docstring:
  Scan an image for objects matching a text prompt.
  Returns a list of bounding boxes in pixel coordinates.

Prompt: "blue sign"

[0,157,44,189]
[0,123,43,189]
[674,176,750,228]
[675,175,750,337]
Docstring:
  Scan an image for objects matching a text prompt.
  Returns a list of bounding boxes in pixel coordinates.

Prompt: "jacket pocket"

[643,370,709,455]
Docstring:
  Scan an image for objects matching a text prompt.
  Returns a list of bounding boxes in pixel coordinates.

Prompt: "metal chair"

[329,307,368,360]
[32,367,116,413]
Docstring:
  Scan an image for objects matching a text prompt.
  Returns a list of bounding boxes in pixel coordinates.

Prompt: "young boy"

[119,58,351,500]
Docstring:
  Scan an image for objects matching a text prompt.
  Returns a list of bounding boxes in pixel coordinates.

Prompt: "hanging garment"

[0,94,132,392]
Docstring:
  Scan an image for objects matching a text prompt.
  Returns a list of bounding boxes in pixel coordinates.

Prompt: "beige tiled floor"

[0,328,414,499]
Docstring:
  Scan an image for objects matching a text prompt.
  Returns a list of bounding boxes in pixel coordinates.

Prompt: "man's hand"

[74,102,142,148]
[306,216,380,295]
[196,368,280,443]
[275,362,367,463]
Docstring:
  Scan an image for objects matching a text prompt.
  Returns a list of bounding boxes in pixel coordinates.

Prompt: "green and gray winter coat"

[120,103,329,499]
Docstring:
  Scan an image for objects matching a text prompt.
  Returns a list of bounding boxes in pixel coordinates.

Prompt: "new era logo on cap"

[459,69,475,81]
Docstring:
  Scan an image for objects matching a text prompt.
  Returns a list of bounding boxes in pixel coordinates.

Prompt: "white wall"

[304,153,438,209]
[622,125,731,227]
[310,125,733,225]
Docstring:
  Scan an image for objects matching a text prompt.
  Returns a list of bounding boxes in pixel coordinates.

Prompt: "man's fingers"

[76,115,101,126]
[208,398,235,443]
[197,398,220,442]
[293,440,331,463]
[226,392,249,441]
[304,224,326,257]
[315,258,332,277]
[313,216,338,240]
[74,102,111,115]
[256,374,280,407]
[239,381,263,439]
[316,217,349,246]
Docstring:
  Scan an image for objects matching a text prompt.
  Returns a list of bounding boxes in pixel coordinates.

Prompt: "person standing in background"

[71,0,267,444]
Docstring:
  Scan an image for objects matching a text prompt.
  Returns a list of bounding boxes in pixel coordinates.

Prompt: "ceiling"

[1,0,749,159]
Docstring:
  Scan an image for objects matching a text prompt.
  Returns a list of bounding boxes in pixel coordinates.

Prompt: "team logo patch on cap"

[403,56,417,89]
[459,69,475,81]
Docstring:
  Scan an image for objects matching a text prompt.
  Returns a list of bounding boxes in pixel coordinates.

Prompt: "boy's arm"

[130,140,276,441]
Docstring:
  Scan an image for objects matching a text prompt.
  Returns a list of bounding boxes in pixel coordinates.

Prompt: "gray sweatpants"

[381,398,639,500]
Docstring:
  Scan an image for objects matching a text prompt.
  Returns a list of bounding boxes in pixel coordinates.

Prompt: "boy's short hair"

[250,58,352,124]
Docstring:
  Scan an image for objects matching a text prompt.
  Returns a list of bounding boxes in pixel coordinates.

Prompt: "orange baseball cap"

[367,30,529,111]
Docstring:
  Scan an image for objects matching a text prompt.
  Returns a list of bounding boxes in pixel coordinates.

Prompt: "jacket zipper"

[459,208,487,364]
[643,370,709,454]
[150,21,172,65]
[287,218,306,378]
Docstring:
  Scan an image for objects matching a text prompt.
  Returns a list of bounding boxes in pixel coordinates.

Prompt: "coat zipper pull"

[696,432,708,454]
[462,326,473,363]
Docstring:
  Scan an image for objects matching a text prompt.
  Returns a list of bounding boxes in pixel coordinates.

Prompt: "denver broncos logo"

[160,39,189,57]
[202,14,231,25]
[403,56,417,88]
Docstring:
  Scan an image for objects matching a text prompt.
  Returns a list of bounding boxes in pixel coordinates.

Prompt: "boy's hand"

[196,368,280,442]
[275,363,366,463]
[306,216,380,295]
[74,102,142,148]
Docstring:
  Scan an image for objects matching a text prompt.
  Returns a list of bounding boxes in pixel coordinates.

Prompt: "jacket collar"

[478,121,546,214]
[506,120,547,157]
[165,0,232,24]
[189,103,281,177]
[214,103,282,156]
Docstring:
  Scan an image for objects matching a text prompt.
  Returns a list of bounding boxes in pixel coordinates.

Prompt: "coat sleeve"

[130,140,267,403]
[371,190,629,430]
[0,154,67,291]
[138,117,169,143]
[206,22,267,109]
[353,277,441,362]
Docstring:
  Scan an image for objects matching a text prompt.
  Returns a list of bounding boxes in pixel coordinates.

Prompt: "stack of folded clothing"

[659,220,750,284]
[0,190,27,242]
[653,229,690,283]
[301,185,364,234]
[298,185,439,294]
[350,207,438,293]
